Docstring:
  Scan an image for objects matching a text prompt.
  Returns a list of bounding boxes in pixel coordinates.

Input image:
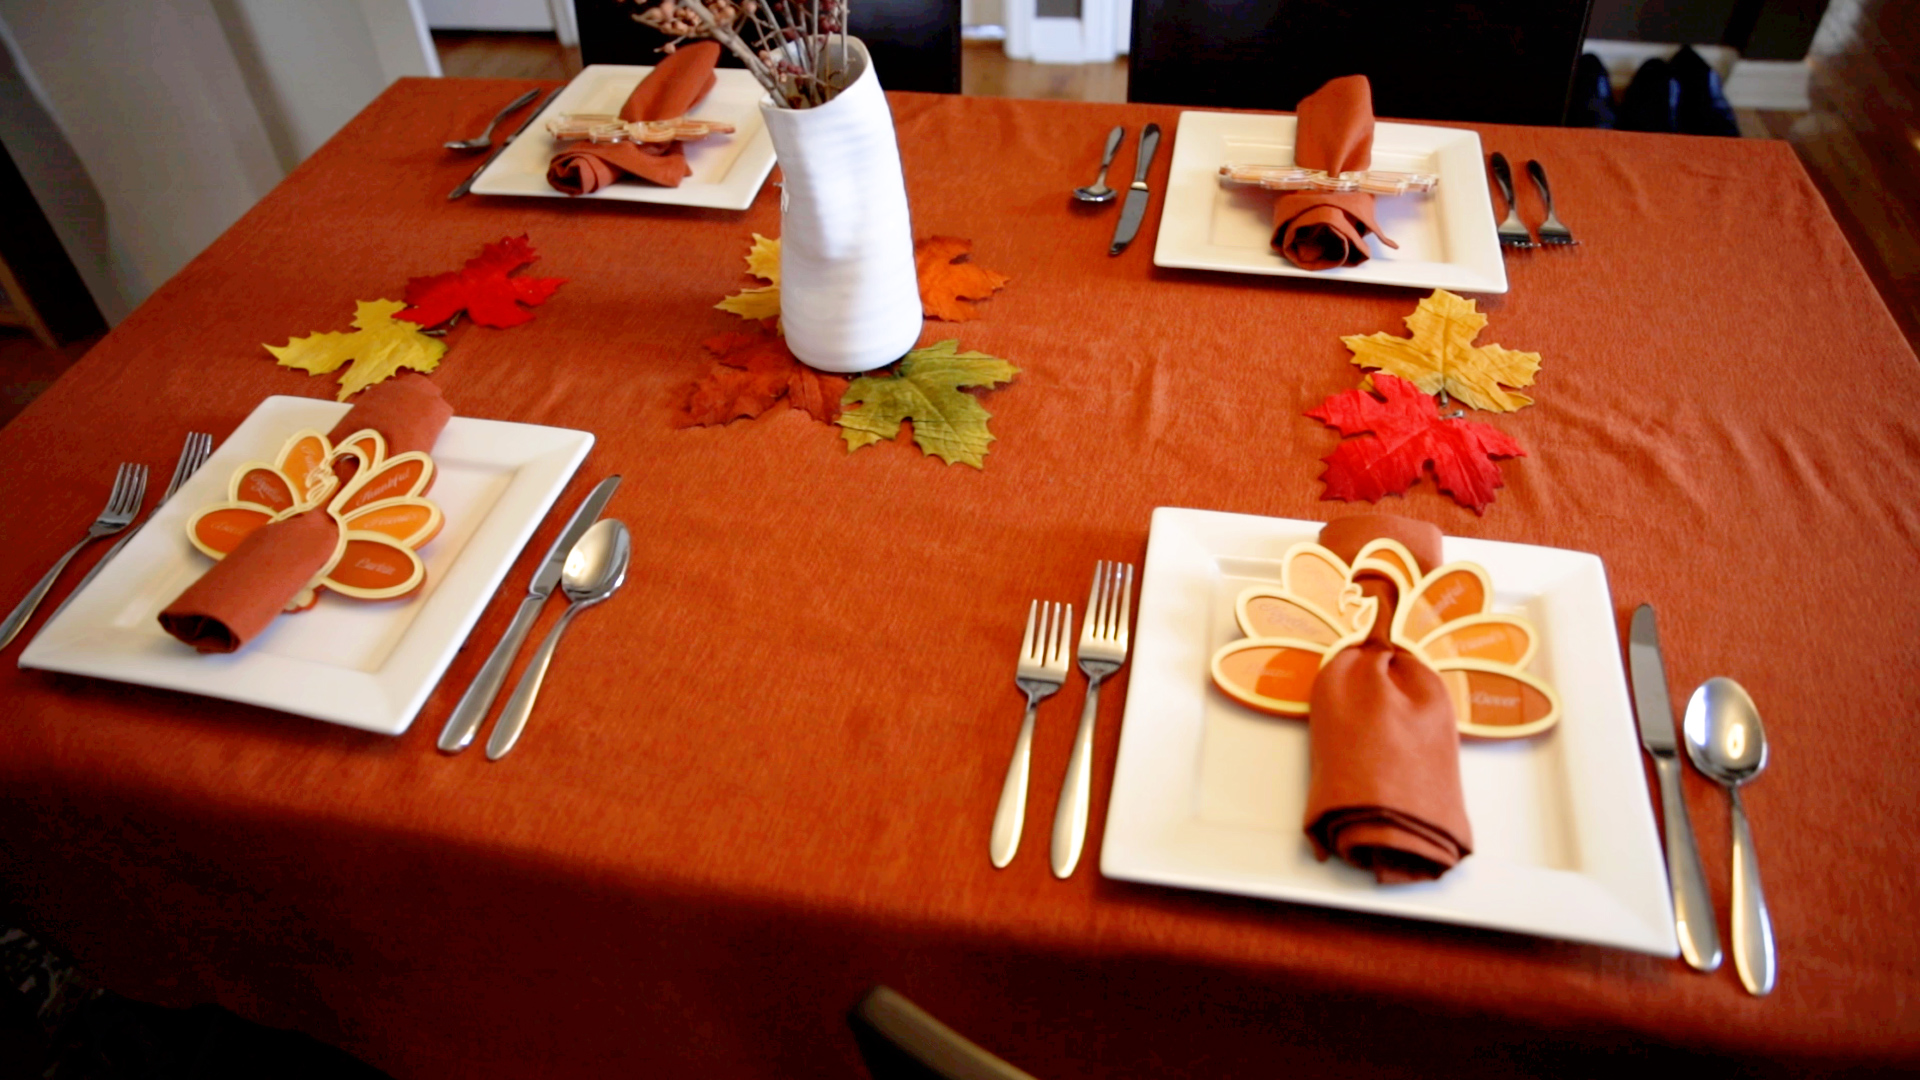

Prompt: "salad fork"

[0,463,147,648]
[1051,561,1134,879]
[991,600,1073,869]
[1488,153,1535,249]
[1527,160,1577,246]
[57,432,213,616]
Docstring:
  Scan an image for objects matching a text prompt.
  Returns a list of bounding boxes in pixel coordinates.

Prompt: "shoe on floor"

[1670,45,1741,136]
[1618,57,1679,132]
[1567,53,1616,128]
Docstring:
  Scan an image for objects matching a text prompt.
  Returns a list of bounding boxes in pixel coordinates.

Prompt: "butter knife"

[448,86,561,201]
[437,475,620,752]
[1628,604,1724,971]
[1107,122,1161,256]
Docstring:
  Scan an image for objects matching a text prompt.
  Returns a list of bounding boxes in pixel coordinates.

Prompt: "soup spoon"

[1683,677,1777,996]
[487,518,631,760]
[1074,126,1125,203]
[445,88,541,151]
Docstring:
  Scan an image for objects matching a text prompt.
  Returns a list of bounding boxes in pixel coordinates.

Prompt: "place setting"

[11,238,605,738]
[1148,75,1508,293]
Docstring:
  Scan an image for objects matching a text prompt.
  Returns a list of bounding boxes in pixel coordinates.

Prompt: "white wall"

[0,0,436,324]
[213,0,440,171]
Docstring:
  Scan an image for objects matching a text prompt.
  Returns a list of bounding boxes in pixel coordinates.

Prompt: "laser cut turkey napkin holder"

[1206,518,1562,883]
[185,428,442,610]
[1210,539,1560,737]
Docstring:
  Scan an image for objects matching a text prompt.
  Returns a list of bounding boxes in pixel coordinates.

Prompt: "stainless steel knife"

[437,474,621,752]
[1628,604,1724,971]
[1108,122,1162,256]
[448,86,561,201]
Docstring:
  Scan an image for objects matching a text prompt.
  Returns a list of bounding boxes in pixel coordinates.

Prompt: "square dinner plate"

[19,397,593,736]
[1153,110,1508,294]
[1100,507,1676,955]
[470,65,776,210]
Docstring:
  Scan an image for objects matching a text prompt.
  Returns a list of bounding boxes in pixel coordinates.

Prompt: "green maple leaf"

[837,341,1019,468]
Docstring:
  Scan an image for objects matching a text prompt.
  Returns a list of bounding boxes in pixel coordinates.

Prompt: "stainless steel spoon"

[444,88,541,151]
[1074,126,1125,203]
[1683,677,1777,996]
[486,518,631,760]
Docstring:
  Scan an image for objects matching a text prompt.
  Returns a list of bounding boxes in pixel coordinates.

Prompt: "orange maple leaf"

[914,236,1009,322]
[673,331,850,427]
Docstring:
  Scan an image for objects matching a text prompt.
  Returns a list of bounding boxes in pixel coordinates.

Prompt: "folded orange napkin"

[1271,76,1400,271]
[1302,514,1472,883]
[157,375,453,654]
[546,42,722,194]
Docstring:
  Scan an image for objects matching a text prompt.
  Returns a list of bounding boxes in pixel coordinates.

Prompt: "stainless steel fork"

[1527,160,1577,245]
[1489,153,1535,249]
[0,462,148,648]
[57,433,213,617]
[990,600,1072,869]
[1051,560,1134,879]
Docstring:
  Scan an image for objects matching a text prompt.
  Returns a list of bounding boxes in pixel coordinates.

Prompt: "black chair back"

[573,0,960,94]
[1126,0,1595,125]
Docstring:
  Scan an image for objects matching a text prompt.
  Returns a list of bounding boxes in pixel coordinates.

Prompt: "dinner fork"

[1526,160,1577,246]
[1488,153,1535,249]
[990,600,1073,869]
[1051,560,1134,879]
[56,433,213,618]
[0,463,147,648]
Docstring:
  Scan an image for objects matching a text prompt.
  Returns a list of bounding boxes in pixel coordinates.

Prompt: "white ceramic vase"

[759,39,922,374]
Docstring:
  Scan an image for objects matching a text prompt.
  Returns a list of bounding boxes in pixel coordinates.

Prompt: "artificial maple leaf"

[914,236,1010,322]
[400,234,566,329]
[674,330,850,427]
[267,299,447,401]
[714,233,782,322]
[838,340,1019,468]
[1307,373,1525,514]
[1342,289,1540,413]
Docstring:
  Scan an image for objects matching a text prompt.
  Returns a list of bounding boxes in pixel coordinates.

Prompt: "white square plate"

[470,65,775,210]
[1100,507,1676,955]
[1153,110,1508,294]
[19,397,594,736]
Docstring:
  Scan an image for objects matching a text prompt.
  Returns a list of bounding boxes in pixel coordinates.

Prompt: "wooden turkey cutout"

[1209,539,1561,739]
[185,428,443,610]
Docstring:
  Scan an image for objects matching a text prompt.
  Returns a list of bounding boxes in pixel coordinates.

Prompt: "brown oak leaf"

[914,236,1009,322]
[673,331,850,427]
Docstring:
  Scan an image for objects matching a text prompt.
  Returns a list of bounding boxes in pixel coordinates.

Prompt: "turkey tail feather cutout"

[1210,540,1561,738]
[185,427,441,609]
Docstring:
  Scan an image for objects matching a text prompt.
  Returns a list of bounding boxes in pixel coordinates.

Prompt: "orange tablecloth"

[1,81,1917,1078]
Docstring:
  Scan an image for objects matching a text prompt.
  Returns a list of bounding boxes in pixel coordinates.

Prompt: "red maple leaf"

[1306,374,1525,514]
[400,235,566,329]
[673,330,850,427]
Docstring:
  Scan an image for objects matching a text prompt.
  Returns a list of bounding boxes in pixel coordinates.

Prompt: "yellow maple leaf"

[266,299,447,401]
[838,340,1019,468]
[1342,289,1540,413]
[715,233,781,322]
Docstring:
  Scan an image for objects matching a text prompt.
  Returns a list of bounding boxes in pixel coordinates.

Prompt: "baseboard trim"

[1583,39,1810,112]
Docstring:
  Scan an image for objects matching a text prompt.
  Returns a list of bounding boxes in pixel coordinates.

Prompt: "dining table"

[1,74,1917,1079]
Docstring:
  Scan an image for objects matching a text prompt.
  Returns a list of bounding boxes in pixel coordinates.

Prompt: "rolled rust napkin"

[1271,75,1400,271]
[158,375,453,654]
[1302,513,1472,883]
[546,42,722,194]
